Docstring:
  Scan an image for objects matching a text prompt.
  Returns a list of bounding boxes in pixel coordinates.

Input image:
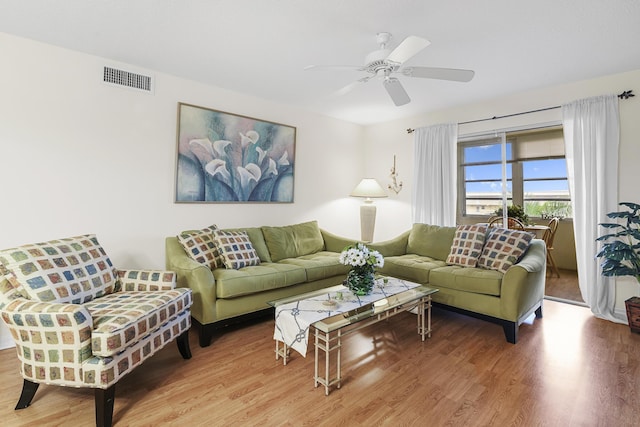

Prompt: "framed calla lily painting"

[175,103,295,203]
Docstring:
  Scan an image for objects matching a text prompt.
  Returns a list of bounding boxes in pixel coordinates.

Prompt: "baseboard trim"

[544,295,588,307]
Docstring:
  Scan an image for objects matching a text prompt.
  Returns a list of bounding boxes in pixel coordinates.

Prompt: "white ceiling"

[2,0,640,125]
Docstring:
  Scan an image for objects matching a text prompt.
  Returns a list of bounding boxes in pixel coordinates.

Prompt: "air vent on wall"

[103,66,154,94]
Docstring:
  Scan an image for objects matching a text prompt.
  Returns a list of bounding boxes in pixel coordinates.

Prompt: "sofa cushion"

[429,266,503,296]
[177,225,223,269]
[407,224,456,261]
[262,221,325,262]
[378,254,448,284]
[478,228,534,273]
[215,263,307,298]
[278,251,351,281]
[85,288,192,357]
[0,234,118,304]
[446,224,487,267]
[213,230,261,269]
[223,227,271,263]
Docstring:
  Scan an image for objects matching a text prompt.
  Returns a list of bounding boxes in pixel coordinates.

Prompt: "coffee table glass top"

[313,285,437,333]
[268,280,437,333]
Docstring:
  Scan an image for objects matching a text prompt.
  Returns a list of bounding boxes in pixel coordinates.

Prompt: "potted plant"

[494,204,530,226]
[596,201,640,332]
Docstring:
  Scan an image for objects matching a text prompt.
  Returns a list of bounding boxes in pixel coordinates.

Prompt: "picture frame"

[175,102,296,203]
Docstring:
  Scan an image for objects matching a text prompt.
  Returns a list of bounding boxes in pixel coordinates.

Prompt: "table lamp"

[350,178,388,242]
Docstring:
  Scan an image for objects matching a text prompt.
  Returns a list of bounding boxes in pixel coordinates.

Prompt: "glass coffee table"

[269,278,438,395]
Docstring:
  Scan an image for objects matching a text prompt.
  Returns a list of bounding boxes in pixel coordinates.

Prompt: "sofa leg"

[535,305,543,318]
[199,324,216,348]
[177,331,192,359]
[15,379,39,410]
[503,322,518,344]
[95,385,116,427]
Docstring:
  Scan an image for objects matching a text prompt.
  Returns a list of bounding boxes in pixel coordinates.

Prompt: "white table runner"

[273,279,420,357]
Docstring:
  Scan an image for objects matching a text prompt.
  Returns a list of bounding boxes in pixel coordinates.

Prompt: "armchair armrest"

[1,298,94,366]
[116,270,177,291]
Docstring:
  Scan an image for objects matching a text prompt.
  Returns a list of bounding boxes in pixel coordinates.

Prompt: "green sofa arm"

[321,229,358,253]
[367,230,410,257]
[500,239,546,321]
[165,237,218,325]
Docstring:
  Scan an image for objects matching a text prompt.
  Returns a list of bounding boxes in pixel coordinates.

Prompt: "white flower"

[239,130,260,148]
[277,151,290,167]
[213,139,232,157]
[339,243,384,268]
[205,159,231,183]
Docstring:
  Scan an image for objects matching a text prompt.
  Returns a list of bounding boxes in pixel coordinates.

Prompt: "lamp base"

[360,203,376,243]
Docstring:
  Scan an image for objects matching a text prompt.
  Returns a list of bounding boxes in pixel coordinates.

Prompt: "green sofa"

[165,221,355,347]
[369,223,546,344]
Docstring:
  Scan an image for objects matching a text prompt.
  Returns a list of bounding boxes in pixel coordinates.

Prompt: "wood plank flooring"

[545,269,584,304]
[2,300,639,426]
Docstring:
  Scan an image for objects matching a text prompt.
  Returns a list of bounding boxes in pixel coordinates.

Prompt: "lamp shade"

[350,178,388,199]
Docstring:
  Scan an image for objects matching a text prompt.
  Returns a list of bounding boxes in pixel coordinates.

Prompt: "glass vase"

[345,265,375,296]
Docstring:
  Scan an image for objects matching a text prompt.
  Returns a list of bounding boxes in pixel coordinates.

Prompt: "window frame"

[457,124,570,220]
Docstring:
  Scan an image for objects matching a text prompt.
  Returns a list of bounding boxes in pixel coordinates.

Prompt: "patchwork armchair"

[0,234,193,427]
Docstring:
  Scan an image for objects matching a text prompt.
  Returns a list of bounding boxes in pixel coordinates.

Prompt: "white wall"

[364,69,640,313]
[0,33,365,348]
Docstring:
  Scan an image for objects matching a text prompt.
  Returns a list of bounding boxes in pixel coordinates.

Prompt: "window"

[458,126,571,219]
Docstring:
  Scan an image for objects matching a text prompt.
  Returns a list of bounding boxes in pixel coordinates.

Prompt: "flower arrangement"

[339,243,384,269]
[339,243,384,295]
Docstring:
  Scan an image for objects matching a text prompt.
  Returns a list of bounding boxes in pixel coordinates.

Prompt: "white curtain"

[412,123,458,226]
[562,94,625,323]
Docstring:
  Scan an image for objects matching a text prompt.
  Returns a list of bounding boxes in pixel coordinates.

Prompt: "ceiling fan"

[305,32,475,106]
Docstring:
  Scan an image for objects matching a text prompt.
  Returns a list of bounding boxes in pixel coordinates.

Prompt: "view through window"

[458,126,571,220]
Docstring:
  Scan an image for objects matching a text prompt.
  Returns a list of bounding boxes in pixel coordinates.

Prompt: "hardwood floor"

[2,300,640,426]
[545,269,584,304]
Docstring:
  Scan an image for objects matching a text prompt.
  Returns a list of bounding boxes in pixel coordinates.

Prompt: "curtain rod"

[406,89,634,134]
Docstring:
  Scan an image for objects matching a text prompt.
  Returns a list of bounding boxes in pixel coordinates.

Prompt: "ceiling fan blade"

[402,66,475,82]
[304,65,365,72]
[332,76,373,97]
[383,78,410,106]
[386,36,430,64]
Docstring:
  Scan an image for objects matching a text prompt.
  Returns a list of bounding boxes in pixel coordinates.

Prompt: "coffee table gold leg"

[417,298,425,341]
[325,331,330,395]
[427,296,432,338]
[314,329,319,388]
[336,330,342,390]
[275,340,289,365]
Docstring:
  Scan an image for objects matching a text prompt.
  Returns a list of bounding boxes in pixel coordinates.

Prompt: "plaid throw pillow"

[478,228,533,273]
[212,230,261,270]
[446,224,487,267]
[177,225,223,269]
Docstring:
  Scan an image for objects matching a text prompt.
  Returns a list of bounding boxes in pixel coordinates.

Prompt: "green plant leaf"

[597,201,640,281]
[620,201,640,211]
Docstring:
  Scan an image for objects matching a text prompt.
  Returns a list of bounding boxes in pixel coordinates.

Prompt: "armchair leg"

[15,379,39,410]
[177,331,192,359]
[95,385,116,427]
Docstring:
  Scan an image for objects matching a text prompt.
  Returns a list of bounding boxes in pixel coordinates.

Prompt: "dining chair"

[542,217,561,277]
[487,216,526,231]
